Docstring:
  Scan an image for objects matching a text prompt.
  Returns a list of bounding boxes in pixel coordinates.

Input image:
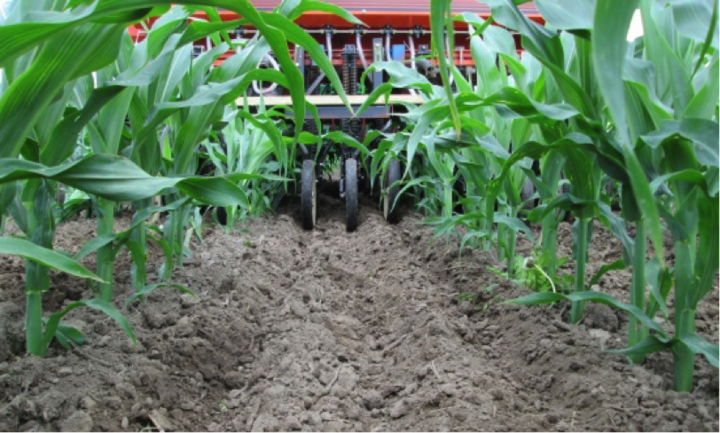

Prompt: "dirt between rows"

[0,192,718,432]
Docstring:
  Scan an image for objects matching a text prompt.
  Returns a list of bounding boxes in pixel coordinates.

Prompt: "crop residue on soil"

[0,194,718,432]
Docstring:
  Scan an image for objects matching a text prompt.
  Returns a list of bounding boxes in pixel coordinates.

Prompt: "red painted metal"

[127,1,542,66]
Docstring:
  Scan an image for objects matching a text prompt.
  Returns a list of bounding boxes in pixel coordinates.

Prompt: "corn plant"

[476,0,719,391]
[0,0,359,357]
[203,106,288,227]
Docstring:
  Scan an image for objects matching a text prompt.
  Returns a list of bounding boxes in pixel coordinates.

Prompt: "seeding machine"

[129,1,543,231]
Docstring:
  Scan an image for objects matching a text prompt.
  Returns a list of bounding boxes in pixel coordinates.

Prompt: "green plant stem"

[496,219,507,266]
[541,213,558,277]
[24,284,46,356]
[628,221,647,364]
[174,204,192,268]
[130,199,150,291]
[96,199,115,302]
[570,217,589,324]
[161,201,191,280]
[23,180,54,356]
[674,307,696,392]
[507,220,517,278]
[442,180,453,218]
[673,242,695,392]
[130,222,147,290]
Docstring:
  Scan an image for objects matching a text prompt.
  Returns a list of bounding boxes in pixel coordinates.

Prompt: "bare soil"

[0,193,718,432]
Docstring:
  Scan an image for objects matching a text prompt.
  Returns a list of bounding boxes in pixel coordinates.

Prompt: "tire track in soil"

[200,194,717,432]
[210,194,526,432]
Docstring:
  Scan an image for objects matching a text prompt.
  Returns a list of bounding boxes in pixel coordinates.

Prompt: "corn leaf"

[486,0,596,118]
[504,290,669,338]
[0,237,104,282]
[0,23,126,159]
[0,155,249,206]
[678,334,719,368]
[592,0,637,146]
[43,298,137,348]
[261,12,353,114]
[588,258,626,288]
[671,0,719,48]
[606,335,669,357]
[535,0,595,38]
[74,198,190,260]
[430,0,461,136]
[288,0,365,26]
[642,119,719,168]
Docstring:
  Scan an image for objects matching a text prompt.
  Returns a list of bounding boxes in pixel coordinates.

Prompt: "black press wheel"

[301,159,317,230]
[345,158,358,232]
[383,158,401,224]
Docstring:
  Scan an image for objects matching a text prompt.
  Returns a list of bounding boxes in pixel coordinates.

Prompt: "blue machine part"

[391,44,406,62]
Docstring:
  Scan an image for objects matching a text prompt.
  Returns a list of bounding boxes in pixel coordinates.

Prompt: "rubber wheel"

[216,207,228,226]
[301,159,316,230]
[383,158,401,224]
[345,158,358,232]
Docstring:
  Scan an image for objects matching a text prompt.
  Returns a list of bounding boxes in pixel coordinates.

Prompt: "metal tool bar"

[240,94,425,106]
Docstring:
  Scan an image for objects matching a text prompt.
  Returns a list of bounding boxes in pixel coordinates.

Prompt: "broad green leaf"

[0,23,126,160]
[74,198,190,260]
[678,334,719,368]
[0,155,249,206]
[53,323,86,350]
[535,0,595,37]
[670,0,719,48]
[686,0,718,78]
[261,12,353,114]
[486,0,596,117]
[325,131,370,156]
[642,119,719,168]
[694,196,719,305]
[592,0,638,147]
[430,0,461,136]
[606,335,669,357]
[503,290,669,338]
[625,149,665,265]
[588,259,626,288]
[288,0,365,26]
[645,258,671,320]
[649,169,708,195]
[43,298,137,348]
[685,53,719,118]
[495,214,535,242]
[0,237,103,282]
[1,0,309,143]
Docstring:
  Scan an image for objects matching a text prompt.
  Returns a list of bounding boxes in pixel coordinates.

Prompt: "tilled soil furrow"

[0,199,717,432]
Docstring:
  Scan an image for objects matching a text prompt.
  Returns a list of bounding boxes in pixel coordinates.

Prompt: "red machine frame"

[127,1,543,66]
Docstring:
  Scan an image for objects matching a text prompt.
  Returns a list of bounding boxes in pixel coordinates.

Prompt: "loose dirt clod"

[0,198,717,431]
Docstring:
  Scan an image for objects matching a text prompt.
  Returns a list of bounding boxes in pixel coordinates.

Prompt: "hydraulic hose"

[307,32,333,95]
[251,53,280,95]
[408,34,418,96]
[408,34,416,70]
[356,32,368,70]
